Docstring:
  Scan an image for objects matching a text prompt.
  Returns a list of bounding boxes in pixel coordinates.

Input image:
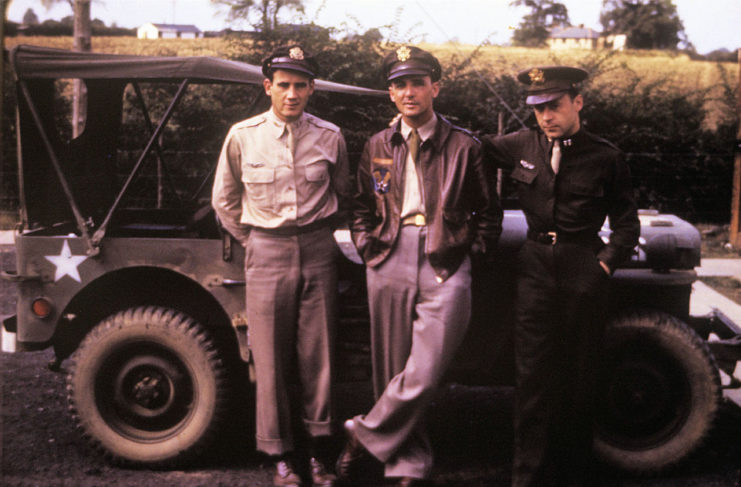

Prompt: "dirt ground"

[1,347,740,487]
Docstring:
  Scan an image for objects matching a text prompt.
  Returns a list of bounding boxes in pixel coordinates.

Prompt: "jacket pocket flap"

[511,165,537,184]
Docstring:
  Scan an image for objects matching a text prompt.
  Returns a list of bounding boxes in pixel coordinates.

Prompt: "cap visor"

[387,67,431,81]
[270,63,315,77]
[526,91,565,105]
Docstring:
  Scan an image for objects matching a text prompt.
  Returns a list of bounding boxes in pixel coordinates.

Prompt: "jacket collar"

[542,127,587,150]
[388,112,452,152]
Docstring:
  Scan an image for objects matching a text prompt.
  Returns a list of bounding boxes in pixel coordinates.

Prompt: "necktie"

[287,123,296,158]
[550,139,561,174]
[409,128,421,163]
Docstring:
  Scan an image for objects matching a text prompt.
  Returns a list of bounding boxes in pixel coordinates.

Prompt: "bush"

[1,35,737,223]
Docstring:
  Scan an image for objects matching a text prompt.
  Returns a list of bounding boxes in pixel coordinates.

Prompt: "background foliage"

[1,34,738,224]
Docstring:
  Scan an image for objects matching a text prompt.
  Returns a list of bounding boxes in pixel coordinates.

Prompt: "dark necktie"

[409,128,420,163]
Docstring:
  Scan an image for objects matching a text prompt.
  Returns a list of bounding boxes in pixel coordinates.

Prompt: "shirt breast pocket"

[305,160,329,183]
[242,166,275,209]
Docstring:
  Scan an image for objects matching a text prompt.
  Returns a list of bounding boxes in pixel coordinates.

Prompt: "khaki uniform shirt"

[212,108,350,244]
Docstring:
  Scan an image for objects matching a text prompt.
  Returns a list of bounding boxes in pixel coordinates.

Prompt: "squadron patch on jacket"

[519,159,535,170]
[372,168,391,194]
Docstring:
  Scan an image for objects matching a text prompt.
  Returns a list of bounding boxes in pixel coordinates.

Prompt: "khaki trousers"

[354,226,471,479]
[245,227,338,455]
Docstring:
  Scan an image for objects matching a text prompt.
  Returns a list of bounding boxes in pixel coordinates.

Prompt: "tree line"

[1,0,738,223]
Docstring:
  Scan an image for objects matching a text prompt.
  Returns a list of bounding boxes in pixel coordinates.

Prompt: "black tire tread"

[66,305,230,468]
[594,308,721,474]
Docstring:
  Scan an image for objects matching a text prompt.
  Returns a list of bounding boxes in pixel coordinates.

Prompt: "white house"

[548,25,626,51]
[137,23,203,39]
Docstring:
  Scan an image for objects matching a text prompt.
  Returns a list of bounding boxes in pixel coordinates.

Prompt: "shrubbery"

[1,32,737,223]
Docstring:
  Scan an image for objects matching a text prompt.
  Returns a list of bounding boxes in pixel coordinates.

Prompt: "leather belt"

[401,214,426,226]
[252,217,333,236]
[527,229,599,247]
[528,230,559,245]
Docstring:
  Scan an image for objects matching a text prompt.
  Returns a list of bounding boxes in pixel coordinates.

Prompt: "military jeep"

[2,45,740,475]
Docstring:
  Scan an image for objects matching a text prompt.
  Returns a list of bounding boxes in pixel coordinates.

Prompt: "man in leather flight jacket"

[336,46,501,487]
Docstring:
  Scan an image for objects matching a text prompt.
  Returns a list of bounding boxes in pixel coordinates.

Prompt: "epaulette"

[450,124,481,143]
[304,112,341,133]
[584,131,620,152]
[233,114,268,130]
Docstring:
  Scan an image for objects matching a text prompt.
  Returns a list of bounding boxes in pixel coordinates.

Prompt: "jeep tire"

[67,306,230,467]
[594,309,721,473]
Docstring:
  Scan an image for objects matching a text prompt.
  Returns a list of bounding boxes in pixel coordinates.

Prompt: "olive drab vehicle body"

[3,45,740,474]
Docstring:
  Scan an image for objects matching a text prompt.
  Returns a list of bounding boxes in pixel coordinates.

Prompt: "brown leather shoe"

[309,457,337,487]
[273,459,302,487]
[335,419,368,481]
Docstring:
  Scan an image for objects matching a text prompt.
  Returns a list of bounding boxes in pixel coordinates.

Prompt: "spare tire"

[594,309,721,474]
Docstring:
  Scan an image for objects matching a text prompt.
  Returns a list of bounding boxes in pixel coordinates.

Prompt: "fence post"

[730,48,741,246]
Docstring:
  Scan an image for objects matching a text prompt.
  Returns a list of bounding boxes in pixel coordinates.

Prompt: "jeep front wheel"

[67,306,230,467]
[594,309,721,474]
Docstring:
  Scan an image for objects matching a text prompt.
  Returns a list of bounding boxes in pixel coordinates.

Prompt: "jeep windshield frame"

[9,44,384,256]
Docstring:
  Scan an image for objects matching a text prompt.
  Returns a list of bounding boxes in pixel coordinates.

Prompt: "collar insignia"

[528,68,545,85]
[289,46,305,60]
[563,138,572,147]
[396,46,411,62]
[519,159,535,170]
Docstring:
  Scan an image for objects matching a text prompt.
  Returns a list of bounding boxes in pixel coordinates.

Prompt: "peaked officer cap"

[262,44,319,78]
[517,66,588,105]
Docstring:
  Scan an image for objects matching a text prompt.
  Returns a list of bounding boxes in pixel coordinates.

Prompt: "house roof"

[148,23,202,33]
[550,26,600,39]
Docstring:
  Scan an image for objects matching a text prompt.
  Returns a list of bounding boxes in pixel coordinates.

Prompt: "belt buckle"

[547,231,557,245]
[413,214,426,226]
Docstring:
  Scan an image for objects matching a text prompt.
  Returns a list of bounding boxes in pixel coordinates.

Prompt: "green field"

[5,36,736,92]
[5,36,735,129]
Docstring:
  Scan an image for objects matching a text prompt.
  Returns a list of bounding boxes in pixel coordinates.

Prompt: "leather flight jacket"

[351,114,502,282]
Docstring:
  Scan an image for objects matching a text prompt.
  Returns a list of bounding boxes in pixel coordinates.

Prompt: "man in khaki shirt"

[212,44,350,487]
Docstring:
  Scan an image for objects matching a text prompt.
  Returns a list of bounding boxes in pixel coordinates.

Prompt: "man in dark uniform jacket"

[483,66,640,487]
[336,46,502,487]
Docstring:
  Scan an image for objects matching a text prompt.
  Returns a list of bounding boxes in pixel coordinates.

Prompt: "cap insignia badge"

[289,46,305,60]
[529,68,545,85]
[396,46,411,62]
